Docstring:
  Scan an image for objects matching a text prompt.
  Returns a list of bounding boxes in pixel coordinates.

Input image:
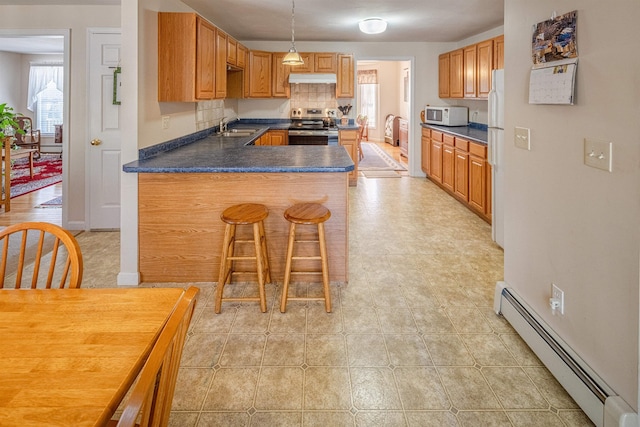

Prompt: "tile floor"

[78,174,593,426]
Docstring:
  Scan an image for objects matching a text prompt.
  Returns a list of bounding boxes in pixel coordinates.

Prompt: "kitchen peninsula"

[123,126,354,283]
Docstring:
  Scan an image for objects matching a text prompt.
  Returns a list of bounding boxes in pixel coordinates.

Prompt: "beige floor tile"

[303,367,351,410]
[351,367,402,411]
[307,304,344,333]
[384,334,433,366]
[456,410,511,426]
[500,333,543,366]
[168,411,199,427]
[523,367,580,409]
[269,304,307,333]
[460,334,519,367]
[219,334,266,367]
[255,366,304,410]
[172,368,214,411]
[232,305,272,333]
[346,334,389,366]
[437,367,502,410]
[356,410,407,426]
[181,333,226,367]
[343,305,382,333]
[506,410,566,426]
[194,306,236,334]
[197,412,250,426]
[483,367,549,409]
[375,307,417,334]
[557,410,595,426]
[446,306,494,333]
[404,411,459,426]
[263,334,305,366]
[303,411,354,426]
[202,367,259,411]
[306,334,348,366]
[423,334,475,366]
[393,367,450,410]
[250,411,302,426]
[411,306,456,334]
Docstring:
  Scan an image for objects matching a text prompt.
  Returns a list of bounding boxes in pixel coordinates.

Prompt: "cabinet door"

[442,139,455,193]
[421,128,430,174]
[493,35,504,70]
[314,53,337,73]
[237,43,247,69]
[438,53,450,98]
[227,36,237,66]
[339,129,358,186]
[454,149,469,201]
[248,50,272,98]
[336,54,354,98]
[215,29,227,98]
[268,130,288,146]
[449,49,464,98]
[430,141,443,184]
[272,53,291,98]
[476,39,493,98]
[463,45,477,98]
[469,154,486,213]
[289,52,314,73]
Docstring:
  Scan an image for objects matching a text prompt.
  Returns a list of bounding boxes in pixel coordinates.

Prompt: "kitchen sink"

[217,131,254,137]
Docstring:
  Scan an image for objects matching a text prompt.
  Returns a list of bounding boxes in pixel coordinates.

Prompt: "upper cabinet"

[215,29,228,99]
[272,52,291,98]
[227,36,237,67]
[336,54,354,98]
[158,12,218,102]
[247,50,272,98]
[438,35,504,100]
[288,53,337,73]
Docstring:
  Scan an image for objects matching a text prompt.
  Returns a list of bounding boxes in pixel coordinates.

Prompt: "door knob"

[90,138,102,146]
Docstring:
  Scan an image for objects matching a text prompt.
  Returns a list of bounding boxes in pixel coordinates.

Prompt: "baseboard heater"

[494,282,638,427]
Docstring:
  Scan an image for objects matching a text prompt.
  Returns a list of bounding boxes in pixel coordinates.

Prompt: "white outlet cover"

[514,127,531,150]
[584,138,612,172]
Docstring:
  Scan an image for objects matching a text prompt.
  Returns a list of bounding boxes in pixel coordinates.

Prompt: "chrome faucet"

[219,117,228,132]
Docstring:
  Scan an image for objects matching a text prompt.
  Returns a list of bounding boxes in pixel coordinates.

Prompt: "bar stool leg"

[253,222,267,313]
[258,220,271,284]
[280,222,297,313]
[317,222,331,313]
[215,223,235,314]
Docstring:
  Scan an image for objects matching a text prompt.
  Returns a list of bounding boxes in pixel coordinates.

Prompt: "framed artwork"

[532,10,578,64]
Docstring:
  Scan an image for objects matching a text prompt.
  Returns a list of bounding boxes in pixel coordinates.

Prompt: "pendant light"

[282,0,304,65]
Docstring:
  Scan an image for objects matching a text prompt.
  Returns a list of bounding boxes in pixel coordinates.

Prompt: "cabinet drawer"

[443,134,455,146]
[421,127,430,138]
[431,130,443,142]
[454,137,469,151]
[469,142,487,158]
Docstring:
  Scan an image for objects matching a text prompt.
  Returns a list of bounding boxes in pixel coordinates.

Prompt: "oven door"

[288,131,329,145]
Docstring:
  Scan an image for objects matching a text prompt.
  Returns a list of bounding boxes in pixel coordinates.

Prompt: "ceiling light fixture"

[282,0,304,65]
[359,18,387,34]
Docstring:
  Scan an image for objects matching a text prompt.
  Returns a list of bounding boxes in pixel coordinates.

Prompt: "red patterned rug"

[9,154,62,198]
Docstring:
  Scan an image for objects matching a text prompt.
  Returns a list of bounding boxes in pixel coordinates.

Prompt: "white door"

[88,31,121,229]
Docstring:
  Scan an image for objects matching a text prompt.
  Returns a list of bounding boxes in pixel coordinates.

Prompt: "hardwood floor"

[0,182,62,227]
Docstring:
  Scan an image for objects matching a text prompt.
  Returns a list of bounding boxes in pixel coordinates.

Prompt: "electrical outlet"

[162,115,170,130]
[551,283,565,315]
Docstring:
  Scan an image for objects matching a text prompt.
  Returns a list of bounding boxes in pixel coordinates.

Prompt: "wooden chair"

[356,115,368,160]
[0,221,83,289]
[13,116,41,159]
[113,286,200,427]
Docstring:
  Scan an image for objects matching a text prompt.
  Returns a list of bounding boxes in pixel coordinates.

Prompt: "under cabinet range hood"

[288,73,337,84]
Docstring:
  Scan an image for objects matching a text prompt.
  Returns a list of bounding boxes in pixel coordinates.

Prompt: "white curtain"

[357,69,378,128]
[27,64,63,111]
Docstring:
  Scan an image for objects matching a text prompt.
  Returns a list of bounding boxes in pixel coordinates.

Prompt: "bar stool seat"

[215,203,271,313]
[280,203,331,313]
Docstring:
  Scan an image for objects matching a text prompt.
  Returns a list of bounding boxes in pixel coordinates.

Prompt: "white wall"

[0,51,21,110]
[504,1,639,410]
[0,5,120,228]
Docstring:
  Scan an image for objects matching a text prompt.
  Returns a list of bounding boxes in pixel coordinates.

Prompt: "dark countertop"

[421,123,488,144]
[123,122,354,173]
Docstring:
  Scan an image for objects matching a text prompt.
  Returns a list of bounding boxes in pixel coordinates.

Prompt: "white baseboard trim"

[117,271,140,286]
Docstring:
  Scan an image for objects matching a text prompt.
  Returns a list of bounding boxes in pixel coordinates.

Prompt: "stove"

[289,108,338,145]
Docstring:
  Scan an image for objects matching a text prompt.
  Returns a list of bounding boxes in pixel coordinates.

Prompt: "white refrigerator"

[488,69,504,248]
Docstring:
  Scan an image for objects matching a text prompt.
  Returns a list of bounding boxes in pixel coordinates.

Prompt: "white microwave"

[424,106,468,126]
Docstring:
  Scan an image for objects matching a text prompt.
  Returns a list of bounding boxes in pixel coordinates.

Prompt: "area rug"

[362,170,401,178]
[358,142,406,171]
[35,196,62,208]
[9,154,62,198]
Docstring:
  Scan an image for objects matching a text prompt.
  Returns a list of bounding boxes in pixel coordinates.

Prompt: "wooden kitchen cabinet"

[272,52,291,98]
[429,130,443,184]
[438,53,450,98]
[268,130,288,146]
[449,49,464,98]
[158,13,216,102]
[237,44,247,69]
[314,53,337,73]
[468,141,488,218]
[227,36,237,66]
[453,137,469,201]
[463,45,477,98]
[336,54,354,98]
[421,127,430,175]
[476,39,493,98]
[215,29,227,98]
[339,129,358,186]
[493,35,504,69]
[289,53,314,73]
[442,134,455,193]
[247,50,272,98]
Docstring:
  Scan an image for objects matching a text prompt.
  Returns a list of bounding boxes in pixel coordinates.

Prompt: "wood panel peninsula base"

[138,172,349,284]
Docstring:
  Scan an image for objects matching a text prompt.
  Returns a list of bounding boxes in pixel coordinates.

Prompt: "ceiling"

[0,0,503,54]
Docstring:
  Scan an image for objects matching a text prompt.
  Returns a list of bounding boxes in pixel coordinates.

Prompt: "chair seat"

[283,203,331,225]
[221,203,269,224]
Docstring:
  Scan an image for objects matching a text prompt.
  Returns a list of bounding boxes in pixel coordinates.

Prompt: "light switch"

[162,116,170,130]
[584,139,612,172]
[514,127,531,150]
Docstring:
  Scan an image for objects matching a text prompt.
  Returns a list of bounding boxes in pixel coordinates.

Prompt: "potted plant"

[0,103,25,149]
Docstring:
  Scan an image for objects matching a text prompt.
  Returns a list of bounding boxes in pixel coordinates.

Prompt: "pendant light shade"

[359,18,387,34]
[283,0,304,65]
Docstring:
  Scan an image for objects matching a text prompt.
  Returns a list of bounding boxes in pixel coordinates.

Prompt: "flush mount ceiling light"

[282,0,304,65]
[359,18,387,34]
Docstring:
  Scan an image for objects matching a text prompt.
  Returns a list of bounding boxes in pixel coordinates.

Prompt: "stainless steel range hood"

[288,73,337,84]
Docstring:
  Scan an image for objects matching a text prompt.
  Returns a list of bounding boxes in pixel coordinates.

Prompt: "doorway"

[0,29,70,226]
[356,59,411,169]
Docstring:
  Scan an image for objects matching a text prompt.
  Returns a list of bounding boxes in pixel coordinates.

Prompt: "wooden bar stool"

[215,203,271,313]
[280,203,331,313]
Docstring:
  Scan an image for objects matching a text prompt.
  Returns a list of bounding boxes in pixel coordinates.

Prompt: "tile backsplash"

[290,83,337,110]
[196,99,225,131]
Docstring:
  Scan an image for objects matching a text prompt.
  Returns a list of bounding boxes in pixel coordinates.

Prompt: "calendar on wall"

[528,58,577,105]
[528,10,578,105]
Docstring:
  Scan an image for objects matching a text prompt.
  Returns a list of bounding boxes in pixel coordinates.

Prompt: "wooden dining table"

[0,287,189,426]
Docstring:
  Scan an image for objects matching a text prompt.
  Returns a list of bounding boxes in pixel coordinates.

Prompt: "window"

[357,69,378,129]
[27,64,63,134]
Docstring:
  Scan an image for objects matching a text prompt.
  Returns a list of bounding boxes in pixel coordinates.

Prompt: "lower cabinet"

[338,129,358,187]
[255,130,288,146]
[422,125,491,223]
